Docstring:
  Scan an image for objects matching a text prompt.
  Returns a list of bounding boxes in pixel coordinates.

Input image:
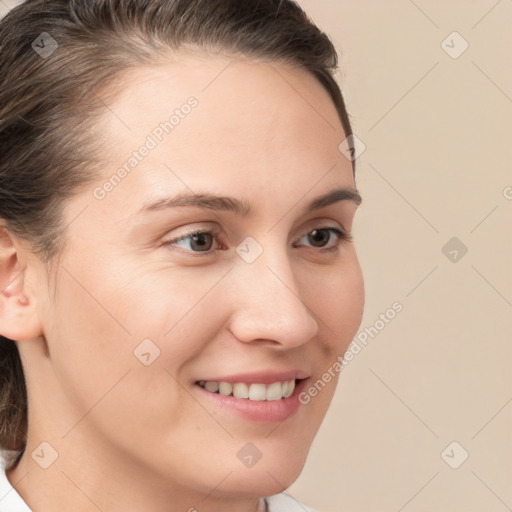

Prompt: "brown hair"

[0,0,355,466]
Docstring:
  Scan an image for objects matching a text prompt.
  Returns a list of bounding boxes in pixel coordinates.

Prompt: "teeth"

[266,382,283,401]
[204,381,219,393]
[283,379,295,398]
[198,379,296,401]
[233,382,249,399]
[249,383,267,401]
[218,382,233,396]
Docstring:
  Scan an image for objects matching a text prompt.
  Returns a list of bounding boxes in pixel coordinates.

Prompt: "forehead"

[84,55,354,221]
[101,53,346,153]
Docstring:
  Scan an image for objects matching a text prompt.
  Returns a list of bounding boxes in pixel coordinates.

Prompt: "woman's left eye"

[294,227,351,250]
[165,227,351,254]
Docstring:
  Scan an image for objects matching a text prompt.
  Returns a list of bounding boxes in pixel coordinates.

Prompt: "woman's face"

[24,55,364,504]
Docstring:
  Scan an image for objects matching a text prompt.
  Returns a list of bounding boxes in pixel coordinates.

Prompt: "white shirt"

[0,468,317,512]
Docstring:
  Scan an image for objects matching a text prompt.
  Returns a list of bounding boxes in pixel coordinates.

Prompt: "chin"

[223,467,305,498]
[221,442,311,497]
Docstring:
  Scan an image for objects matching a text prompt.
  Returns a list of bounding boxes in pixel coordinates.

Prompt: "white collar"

[0,467,31,512]
[265,492,318,511]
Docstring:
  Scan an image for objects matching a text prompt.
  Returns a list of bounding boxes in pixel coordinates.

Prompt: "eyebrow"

[139,187,362,217]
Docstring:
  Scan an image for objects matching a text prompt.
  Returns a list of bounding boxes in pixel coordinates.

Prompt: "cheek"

[111,266,230,361]
[303,254,364,349]
[45,268,217,449]
[336,261,365,340]
[46,272,136,415]
[45,262,231,428]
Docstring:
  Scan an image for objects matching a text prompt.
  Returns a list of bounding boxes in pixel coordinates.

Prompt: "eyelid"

[293,216,351,242]
[167,224,221,244]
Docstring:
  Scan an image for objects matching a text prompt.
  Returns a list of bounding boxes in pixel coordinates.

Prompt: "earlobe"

[0,226,43,341]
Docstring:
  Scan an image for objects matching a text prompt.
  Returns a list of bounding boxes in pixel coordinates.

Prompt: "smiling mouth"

[196,379,300,401]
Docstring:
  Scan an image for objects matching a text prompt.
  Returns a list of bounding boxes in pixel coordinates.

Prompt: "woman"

[0,0,364,510]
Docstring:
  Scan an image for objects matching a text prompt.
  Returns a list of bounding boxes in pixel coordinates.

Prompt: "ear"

[0,225,43,341]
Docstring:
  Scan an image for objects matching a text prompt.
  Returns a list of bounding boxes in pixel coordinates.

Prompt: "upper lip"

[195,369,310,385]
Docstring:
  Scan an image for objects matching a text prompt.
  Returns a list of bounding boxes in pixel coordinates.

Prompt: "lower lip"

[193,379,308,423]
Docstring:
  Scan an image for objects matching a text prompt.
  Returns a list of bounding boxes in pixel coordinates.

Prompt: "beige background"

[1,1,511,511]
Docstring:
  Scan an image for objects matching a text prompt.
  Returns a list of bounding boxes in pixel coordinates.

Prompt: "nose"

[227,244,319,349]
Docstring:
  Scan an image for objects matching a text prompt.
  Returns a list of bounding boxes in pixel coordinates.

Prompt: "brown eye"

[168,231,216,252]
[308,229,332,247]
[295,227,349,250]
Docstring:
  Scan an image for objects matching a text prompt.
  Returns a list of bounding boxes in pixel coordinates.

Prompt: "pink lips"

[193,369,310,423]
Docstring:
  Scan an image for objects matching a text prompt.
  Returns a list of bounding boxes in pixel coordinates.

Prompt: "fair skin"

[0,53,364,512]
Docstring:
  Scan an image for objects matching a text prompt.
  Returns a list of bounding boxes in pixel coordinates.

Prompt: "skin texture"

[1,54,364,512]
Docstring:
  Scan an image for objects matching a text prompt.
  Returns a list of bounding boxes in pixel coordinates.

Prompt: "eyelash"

[165,226,353,256]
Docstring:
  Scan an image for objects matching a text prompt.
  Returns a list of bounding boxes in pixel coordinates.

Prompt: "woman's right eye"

[165,230,219,254]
